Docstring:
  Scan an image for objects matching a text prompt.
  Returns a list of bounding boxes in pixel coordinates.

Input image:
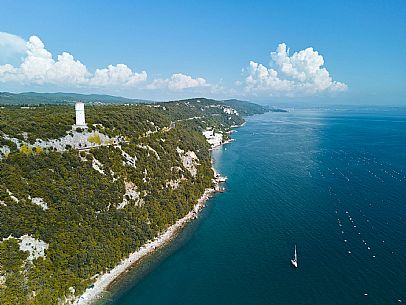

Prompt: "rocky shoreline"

[71,125,239,305]
[72,186,216,305]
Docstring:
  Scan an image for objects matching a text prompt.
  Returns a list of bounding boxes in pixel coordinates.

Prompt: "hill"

[223,99,287,114]
[0,97,265,304]
[0,92,151,105]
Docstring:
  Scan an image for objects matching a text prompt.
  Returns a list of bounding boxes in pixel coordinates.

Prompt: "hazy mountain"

[0,92,152,105]
[223,99,287,115]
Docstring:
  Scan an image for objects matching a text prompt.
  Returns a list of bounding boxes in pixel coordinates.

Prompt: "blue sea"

[102,107,406,305]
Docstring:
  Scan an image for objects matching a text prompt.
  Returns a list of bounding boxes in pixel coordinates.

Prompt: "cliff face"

[0,98,266,304]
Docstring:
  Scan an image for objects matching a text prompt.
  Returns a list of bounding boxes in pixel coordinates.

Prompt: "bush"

[87,133,101,145]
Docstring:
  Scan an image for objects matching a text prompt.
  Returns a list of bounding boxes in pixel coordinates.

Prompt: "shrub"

[88,133,101,145]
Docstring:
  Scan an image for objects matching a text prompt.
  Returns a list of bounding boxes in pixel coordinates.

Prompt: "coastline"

[71,128,238,305]
[72,187,215,305]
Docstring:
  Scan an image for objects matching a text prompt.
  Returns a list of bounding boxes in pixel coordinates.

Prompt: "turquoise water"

[104,108,406,305]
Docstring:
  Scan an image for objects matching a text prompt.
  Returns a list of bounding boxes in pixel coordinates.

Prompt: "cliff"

[0,97,267,304]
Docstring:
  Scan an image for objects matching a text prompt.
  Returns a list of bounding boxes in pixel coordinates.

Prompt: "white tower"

[75,102,86,127]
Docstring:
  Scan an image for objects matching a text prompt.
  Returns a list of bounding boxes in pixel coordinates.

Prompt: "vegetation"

[87,133,101,145]
[223,99,287,114]
[0,92,150,105]
[223,99,269,116]
[0,97,267,304]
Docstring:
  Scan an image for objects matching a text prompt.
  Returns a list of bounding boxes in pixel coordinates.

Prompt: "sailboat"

[291,245,298,268]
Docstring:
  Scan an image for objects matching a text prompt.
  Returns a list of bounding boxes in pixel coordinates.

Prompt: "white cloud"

[148,73,208,91]
[90,64,147,87]
[245,43,347,96]
[0,32,27,65]
[0,34,347,98]
[0,34,147,88]
[0,33,211,93]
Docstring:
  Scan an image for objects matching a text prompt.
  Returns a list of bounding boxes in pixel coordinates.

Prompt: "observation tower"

[75,102,87,127]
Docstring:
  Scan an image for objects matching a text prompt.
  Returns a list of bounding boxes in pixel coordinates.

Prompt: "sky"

[0,0,405,105]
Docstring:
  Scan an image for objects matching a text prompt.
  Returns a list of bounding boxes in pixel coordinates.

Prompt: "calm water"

[103,107,406,305]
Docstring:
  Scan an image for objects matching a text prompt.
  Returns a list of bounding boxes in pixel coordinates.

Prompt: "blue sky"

[0,0,405,104]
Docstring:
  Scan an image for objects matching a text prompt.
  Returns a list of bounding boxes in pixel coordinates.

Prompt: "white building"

[202,129,214,138]
[223,107,238,115]
[75,102,87,127]
[202,128,223,148]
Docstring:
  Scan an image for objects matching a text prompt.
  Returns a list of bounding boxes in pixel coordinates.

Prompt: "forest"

[0,98,267,304]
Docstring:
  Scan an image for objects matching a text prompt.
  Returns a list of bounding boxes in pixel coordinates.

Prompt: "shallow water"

[104,107,406,305]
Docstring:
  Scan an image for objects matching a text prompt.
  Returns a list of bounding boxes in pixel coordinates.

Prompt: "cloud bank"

[245,43,347,96]
[0,33,347,98]
[0,35,147,88]
[147,73,208,91]
[0,33,208,92]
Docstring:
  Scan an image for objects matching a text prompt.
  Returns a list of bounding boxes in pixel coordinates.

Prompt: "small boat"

[291,245,298,268]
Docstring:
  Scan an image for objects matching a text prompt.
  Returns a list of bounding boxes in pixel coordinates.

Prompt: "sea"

[100,107,406,305]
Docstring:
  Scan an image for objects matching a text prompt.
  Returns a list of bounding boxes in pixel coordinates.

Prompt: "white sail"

[291,245,298,268]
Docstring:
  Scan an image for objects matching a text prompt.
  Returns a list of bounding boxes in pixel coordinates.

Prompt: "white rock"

[117,181,140,209]
[177,147,199,177]
[92,158,105,175]
[31,197,48,210]
[18,235,49,261]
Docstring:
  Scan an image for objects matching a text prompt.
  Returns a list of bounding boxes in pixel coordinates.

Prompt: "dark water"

[104,108,406,305]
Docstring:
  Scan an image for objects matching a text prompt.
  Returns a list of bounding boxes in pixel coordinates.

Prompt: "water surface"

[104,107,406,305]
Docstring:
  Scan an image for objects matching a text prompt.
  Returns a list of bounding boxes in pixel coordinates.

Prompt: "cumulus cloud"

[0,34,147,88]
[245,43,347,96]
[0,33,213,93]
[148,73,208,91]
[0,32,27,64]
[0,33,346,98]
[90,64,147,87]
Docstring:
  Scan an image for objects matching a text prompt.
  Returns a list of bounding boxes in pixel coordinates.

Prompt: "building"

[75,102,87,127]
[202,128,223,147]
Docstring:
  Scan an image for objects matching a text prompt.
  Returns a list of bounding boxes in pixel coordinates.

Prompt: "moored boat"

[291,245,298,268]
